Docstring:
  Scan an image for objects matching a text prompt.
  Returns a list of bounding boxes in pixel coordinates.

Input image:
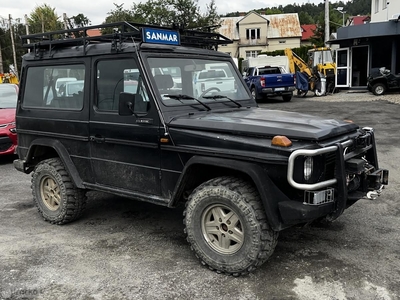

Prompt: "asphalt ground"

[0,91,399,300]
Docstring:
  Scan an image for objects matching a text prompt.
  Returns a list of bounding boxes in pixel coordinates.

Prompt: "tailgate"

[263,74,295,89]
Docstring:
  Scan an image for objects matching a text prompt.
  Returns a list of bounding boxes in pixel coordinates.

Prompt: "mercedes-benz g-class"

[14,22,388,276]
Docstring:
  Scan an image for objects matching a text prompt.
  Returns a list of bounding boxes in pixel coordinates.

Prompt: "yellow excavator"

[0,72,19,84]
[284,47,336,96]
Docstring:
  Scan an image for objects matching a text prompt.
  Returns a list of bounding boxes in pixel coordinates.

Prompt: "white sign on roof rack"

[142,28,180,45]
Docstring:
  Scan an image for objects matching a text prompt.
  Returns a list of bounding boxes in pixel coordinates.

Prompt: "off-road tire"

[183,176,278,276]
[31,158,87,224]
[372,83,386,96]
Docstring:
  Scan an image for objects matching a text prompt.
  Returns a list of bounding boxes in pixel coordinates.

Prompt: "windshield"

[0,84,18,108]
[311,50,334,67]
[147,57,249,107]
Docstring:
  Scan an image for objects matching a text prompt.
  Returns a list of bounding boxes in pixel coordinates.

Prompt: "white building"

[371,0,400,22]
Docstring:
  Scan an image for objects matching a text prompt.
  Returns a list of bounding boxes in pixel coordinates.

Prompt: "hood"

[168,107,358,141]
[0,108,16,125]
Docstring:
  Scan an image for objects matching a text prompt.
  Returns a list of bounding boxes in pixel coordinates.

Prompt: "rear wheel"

[282,94,292,102]
[372,83,386,96]
[31,158,87,224]
[184,176,278,276]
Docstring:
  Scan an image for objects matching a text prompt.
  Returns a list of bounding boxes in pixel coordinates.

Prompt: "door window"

[96,59,149,112]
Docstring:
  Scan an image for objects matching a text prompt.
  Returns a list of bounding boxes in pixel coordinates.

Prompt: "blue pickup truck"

[243,66,296,102]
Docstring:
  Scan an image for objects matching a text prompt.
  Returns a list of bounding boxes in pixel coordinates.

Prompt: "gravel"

[301,89,400,104]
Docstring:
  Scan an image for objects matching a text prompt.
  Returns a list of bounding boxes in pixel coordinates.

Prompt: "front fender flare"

[169,156,288,231]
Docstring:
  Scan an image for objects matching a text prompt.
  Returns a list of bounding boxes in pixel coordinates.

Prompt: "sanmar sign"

[142,28,180,45]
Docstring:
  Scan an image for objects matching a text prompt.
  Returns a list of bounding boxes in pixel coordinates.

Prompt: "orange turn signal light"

[271,135,292,147]
[160,138,169,143]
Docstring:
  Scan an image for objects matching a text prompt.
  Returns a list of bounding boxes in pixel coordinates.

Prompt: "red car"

[0,84,18,156]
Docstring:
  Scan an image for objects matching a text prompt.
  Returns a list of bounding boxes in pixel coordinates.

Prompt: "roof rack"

[21,21,232,54]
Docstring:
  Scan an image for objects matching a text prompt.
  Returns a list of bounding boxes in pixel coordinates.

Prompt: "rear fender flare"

[25,138,84,188]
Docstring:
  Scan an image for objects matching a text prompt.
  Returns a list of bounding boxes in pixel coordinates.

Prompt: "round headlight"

[304,156,313,181]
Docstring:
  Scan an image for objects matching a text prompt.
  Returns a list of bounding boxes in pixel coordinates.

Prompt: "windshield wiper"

[202,95,242,108]
[164,94,211,111]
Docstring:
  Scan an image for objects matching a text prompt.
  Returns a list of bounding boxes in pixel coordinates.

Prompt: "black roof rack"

[21,21,232,53]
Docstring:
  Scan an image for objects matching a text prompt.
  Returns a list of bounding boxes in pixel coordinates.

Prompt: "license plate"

[275,87,285,91]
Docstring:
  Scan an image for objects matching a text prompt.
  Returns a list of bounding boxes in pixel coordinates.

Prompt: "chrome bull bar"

[287,140,353,190]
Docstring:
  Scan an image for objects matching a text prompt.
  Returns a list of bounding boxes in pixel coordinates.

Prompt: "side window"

[96,59,149,112]
[23,64,85,110]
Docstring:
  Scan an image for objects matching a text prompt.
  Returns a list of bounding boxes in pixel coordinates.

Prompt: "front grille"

[324,152,336,180]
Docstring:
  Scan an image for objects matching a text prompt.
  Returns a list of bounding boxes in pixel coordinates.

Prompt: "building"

[331,0,400,89]
[300,24,317,46]
[371,0,400,22]
[218,12,302,59]
[345,16,370,26]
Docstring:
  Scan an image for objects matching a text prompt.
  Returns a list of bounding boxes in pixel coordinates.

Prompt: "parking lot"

[1,91,399,300]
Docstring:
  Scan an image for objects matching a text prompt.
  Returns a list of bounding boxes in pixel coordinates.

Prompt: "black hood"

[168,107,358,141]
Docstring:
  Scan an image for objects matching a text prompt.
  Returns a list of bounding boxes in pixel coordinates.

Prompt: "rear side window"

[22,64,85,110]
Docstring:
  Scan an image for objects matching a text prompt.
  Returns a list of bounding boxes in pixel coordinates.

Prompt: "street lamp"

[335,7,346,26]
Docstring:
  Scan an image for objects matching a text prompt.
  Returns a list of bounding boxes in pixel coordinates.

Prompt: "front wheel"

[31,158,87,224]
[184,176,278,276]
[372,83,386,96]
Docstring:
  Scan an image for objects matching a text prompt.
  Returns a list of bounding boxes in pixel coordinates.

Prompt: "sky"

[1,0,345,26]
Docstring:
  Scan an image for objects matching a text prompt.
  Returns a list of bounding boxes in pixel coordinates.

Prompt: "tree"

[104,3,136,24]
[131,0,176,25]
[68,13,91,28]
[196,0,220,30]
[27,4,63,33]
[298,11,314,25]
[105,0,219,30]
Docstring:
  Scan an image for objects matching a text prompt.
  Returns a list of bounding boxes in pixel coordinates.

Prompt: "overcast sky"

[2,0,345,26]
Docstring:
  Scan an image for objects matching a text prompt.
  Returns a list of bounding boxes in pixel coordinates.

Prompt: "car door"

[89,56,161,195]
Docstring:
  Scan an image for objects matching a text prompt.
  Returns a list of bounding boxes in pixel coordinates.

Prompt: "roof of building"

[347,16,371,26]
[301,24,317,41]
[86,29,101,37]
[219,12,302,40]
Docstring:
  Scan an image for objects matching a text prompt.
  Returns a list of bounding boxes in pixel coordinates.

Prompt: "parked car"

[367,67,400,95]
[0,84,18,156]
[243,66,296,102]
[193,69,235,98]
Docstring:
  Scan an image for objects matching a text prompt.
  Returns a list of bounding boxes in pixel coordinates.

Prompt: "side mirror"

[118,92,135,116]
[118,92,150,116]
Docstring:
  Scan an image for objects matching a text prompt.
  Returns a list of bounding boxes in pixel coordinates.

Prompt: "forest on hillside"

[223,0,371,25]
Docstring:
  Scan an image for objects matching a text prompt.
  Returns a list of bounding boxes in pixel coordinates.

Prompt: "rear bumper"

[261,86,295,96]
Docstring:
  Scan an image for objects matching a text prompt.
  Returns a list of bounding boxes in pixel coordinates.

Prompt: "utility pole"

[63,13,69,30]
[324,0,330,46]
[24,14,30,52]
[8,14,18,78]
[0,42,4,73]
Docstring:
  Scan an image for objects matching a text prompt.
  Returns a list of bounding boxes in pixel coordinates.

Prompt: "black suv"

[14,22,388,276]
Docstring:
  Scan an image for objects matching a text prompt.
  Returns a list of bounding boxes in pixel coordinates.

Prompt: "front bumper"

[279,127,389,224]
[0,131,17,156]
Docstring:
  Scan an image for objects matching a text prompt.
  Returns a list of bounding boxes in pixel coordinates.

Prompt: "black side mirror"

[118,92,135,116]
[118,92,150,116]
